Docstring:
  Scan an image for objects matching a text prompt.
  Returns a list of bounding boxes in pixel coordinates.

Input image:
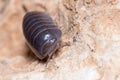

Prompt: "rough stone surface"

[0,0,120,80]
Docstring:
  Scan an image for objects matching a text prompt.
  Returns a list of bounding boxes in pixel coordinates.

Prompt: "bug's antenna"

[22,4,28,12]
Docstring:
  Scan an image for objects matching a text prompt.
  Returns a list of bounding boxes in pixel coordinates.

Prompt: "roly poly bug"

[22,11,62,61]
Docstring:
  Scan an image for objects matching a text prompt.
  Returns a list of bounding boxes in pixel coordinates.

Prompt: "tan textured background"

[0,0,120,80]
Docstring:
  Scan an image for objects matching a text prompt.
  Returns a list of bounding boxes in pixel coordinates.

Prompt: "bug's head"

[40,33,58,57]
[41,29,62,56]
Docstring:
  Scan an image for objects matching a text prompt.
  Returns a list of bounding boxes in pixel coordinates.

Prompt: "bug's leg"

[45,44,59,67]
[59,41,70,49]
[45,41,70,67]
[45,52,55,67]
[46,52,54,67]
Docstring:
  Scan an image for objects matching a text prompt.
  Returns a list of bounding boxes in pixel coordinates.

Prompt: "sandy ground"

[0,0,120,80]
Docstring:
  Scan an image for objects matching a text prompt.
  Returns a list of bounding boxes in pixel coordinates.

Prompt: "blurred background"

[1,0,120,80]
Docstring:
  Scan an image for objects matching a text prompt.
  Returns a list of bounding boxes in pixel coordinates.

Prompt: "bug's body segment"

[23,11,62,60]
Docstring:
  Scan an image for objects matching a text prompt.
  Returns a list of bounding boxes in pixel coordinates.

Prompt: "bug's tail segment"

[22,11,58,30]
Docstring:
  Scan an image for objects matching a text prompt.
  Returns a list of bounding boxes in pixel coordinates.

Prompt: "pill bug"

[22,11,62,60]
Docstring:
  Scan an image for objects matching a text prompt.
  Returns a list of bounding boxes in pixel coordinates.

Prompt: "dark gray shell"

[22,11,62,60]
